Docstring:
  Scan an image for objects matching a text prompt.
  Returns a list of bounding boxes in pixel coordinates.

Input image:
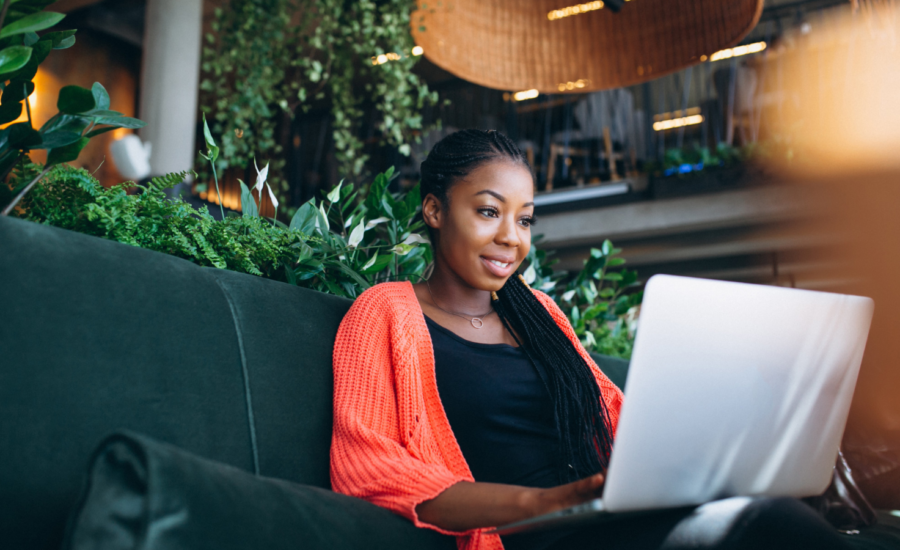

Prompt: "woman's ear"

[421,193,443,231]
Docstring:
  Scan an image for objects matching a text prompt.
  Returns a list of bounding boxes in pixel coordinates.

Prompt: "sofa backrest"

[0,216,351,550]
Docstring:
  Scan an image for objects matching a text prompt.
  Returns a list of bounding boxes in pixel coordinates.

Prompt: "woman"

[330,130,850,550]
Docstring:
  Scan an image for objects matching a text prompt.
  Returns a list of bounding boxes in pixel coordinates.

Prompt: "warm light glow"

[709,41,767,62]
[653,107,701,122]
[557,78,590,92]
[653,114,704,131]
[550,1,601,20]
[372,48,421,66]
[513,89,539,101]
[548,0,631,20]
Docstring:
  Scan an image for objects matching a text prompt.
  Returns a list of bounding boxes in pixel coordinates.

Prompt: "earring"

[491,291,499,301]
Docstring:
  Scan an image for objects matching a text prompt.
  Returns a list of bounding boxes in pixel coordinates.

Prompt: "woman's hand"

[415,472,605,533]
[525,472,606,517]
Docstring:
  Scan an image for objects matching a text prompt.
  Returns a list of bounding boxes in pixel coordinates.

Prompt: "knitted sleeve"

[330,284,470,536]
[533,290,625,435]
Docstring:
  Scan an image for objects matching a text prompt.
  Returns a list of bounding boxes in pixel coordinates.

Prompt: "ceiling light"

[512,89,539,101]
[653,113,703,132]
[709,41,767,62]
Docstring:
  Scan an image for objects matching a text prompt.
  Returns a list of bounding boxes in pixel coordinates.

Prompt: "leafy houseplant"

[0,0,145,216]
[525,237,642,359]
[199,0,440,203]
[13,156,641,358]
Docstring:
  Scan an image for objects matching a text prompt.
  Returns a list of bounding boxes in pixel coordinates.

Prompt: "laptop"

[492,274,874,535]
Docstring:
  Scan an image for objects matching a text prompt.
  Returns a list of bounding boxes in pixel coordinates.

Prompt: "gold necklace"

[425,279,495,329]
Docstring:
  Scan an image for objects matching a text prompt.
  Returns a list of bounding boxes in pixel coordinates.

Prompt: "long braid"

[494,276,614,481]
[420,129,614,483]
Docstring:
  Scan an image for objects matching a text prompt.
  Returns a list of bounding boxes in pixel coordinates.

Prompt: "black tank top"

[426,315,580,550]
[425,315,561,487]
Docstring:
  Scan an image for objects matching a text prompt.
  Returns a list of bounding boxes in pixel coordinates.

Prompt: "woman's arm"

[415,472,606,532]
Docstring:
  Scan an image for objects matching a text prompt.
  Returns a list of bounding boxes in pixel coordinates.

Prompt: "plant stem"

[1,165,51,216]
[210,161,224,220]
[24,84,32,127]
[0,0,12,32]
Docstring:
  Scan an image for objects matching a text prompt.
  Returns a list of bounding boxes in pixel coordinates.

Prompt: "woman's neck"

[423,264,493,315]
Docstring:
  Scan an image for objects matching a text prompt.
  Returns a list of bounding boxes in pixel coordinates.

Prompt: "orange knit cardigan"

[330,281,624,550]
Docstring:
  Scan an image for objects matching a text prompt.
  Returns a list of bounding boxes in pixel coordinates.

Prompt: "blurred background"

[39,0,857,289]
[22,0,900,505]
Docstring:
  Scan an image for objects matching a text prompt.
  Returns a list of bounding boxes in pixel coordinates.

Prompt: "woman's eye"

[520,216,537,227]
[478,207,499,218]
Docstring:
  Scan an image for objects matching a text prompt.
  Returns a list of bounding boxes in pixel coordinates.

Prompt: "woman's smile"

[481,255,517,277]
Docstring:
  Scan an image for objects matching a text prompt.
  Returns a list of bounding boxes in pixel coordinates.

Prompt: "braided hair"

[420,129,614,482]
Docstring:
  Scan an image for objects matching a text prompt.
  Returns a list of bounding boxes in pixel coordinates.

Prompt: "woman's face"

[424,159,536,292]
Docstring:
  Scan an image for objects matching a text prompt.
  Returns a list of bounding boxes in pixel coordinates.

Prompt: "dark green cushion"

[589,351,630,391]
[64,431,455,550]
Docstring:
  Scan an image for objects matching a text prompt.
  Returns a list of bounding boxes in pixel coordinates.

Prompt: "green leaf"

[335,261,371,289]
[361,253,378,271]
[40,113,88,135]
[53,35,75,49]
[91,82,110,110]
[361,253,392,274]
[41,29,77,49]
[33,130,81,149]
[603,273,623,282]
[0,45,31,75]
[8,39,50,81]
[23,32,38,46]
[621,270,638,286]
[239,180,258,218]
[91,116,145,129]
[7,122,41,148]
[84,126,118,138]
[1,79,32,105]
[201,113,218,162]
[365,172,389,212]
[289,199,318,235]
[0,100,23,124]
[57,85,96,114]
[47,137,89,165]
[606,257,626,267]
[404,183,421,219]
[0,12,65,40]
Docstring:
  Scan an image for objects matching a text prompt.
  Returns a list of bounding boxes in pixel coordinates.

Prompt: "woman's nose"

[495,216,520,247]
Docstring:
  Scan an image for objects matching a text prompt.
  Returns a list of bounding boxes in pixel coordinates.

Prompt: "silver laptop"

[493,274,874,535]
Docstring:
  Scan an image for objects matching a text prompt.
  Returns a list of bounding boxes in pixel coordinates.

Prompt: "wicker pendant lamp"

[411,0,764,93]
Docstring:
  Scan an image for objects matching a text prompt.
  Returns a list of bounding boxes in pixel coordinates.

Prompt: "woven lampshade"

[411,0,764,93]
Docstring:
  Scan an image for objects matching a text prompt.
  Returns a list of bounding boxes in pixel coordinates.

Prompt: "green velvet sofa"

[0,215,626,550]
[3,215,897,550]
